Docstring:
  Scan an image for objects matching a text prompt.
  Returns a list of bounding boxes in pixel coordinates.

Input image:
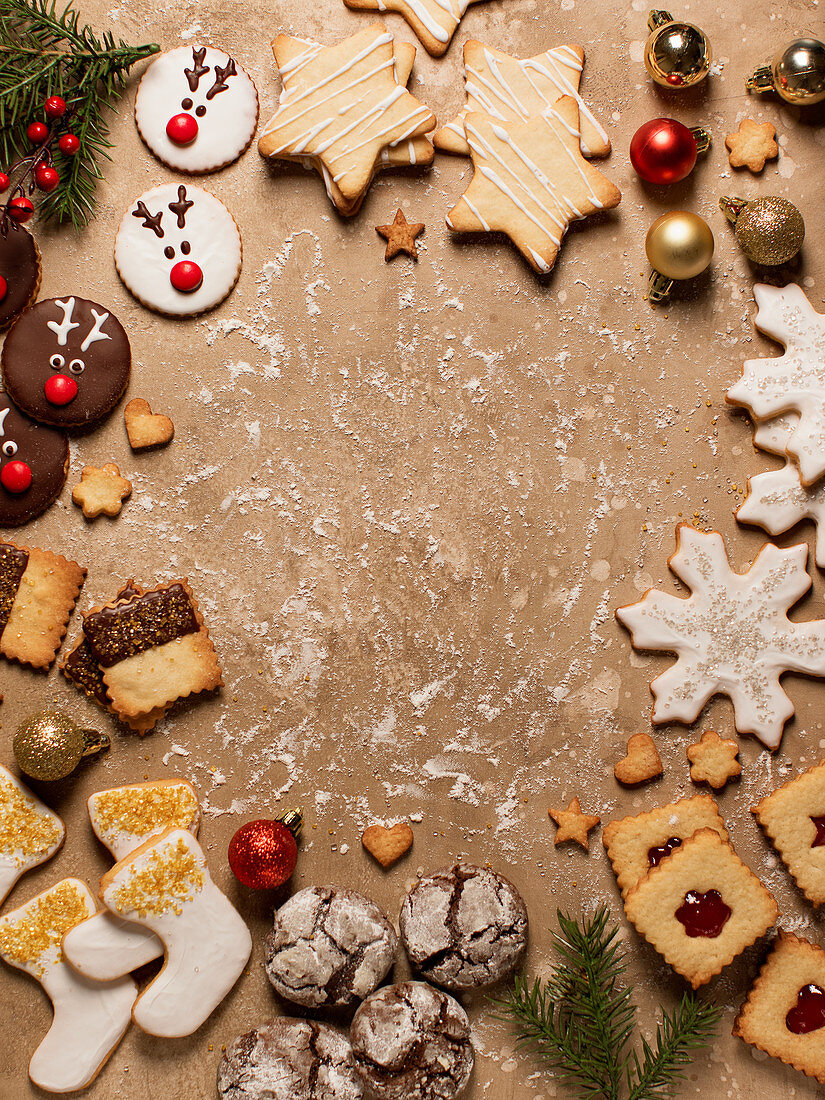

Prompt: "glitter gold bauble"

[720,196,805,265]
[644,10,712,89]
[645,211,714,303]
[748,37,825,105]
[13,711,109,782]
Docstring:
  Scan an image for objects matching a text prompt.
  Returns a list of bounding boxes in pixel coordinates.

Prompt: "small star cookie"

[72,464,132,519]
[725,118,778,172]
[687,730,742,790]
[376,210,425,260]
[548,797,600,850]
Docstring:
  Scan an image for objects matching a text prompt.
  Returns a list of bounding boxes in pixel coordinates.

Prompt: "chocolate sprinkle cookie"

[217,1019,363,1100]
[264,885,397,1008]
[399,863,528,990]
[350,981,473,1100]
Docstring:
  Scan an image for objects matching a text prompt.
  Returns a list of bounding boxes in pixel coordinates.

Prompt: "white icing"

[0,879,136,1093]
[114,184,242,316]
[617,525,825,749]
[739,461,825,570]
[87,780,201,861]
[0,765,64,906]
[135,46,258,173]
[80,309,112,352]
[46,298,80,345]
[0,408,9,435]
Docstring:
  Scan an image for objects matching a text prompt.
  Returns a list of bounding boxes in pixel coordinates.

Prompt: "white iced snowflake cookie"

[616,524,825,750]
[0,879,136,1093]
[136,46,259,174]
[727,284,825,486]
[99,827,251,1037]
[0,764,64,905]
[114,183,242,316]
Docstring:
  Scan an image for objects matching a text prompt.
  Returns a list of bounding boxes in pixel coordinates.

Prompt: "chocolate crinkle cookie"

[217,1019,363,1100]
[351,981,473,1100]
[399,863,528,990]
[264,885,397,1007]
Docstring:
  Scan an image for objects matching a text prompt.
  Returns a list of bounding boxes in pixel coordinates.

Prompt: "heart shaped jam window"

[811,815,825,848]
[786,984,825,1034]
[648,836,682,867]
[675,889,731,938]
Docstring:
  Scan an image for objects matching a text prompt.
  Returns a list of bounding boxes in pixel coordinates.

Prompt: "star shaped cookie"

[725,118,778,172]
[72,464,132,519]
[258,25,436,210]
[343,0,488,57]
[548,797,600,850]
[376,210,425,260]
[446,98,621,274]
[687,731,742,790]
[435,40,610,158]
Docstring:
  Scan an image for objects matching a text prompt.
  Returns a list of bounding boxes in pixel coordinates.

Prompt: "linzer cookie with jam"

[0,540,85,668]
[623,828,778,988]
[734,932,825,1084]
[753,760,825,906]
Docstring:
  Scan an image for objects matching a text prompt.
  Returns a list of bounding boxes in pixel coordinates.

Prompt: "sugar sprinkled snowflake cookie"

[727,284,825,487]
[616,524,825,750]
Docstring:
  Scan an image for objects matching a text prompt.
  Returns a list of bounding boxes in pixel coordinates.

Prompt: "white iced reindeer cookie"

[135,46,259,174]
[99,827,251,1037]
[63,780,200,981]
[0,764,64,905]
[0,879,136,1094]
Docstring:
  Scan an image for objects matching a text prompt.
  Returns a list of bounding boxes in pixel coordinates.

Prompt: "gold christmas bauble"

[771,38,825,105]
[720,196,805,265]
[644,10,712,89]
[645,211,715,280]
[13,710,109,782]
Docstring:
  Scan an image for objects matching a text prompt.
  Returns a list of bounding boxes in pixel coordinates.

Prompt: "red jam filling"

[674,889,731,938]
[810,816,825,848]
[786,984,825,1034]
[648,836,682,867]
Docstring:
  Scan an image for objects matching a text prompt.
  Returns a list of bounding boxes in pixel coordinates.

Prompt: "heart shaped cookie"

[362,823,413,869]
[614,733,663,787]
[124,398,174,451]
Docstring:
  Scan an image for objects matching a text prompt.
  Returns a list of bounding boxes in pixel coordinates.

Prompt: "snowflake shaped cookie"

[727,283,825,486]
[616,524,825,750]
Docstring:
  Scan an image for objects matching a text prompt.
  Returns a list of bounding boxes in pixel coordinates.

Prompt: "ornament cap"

[648,9,674,30]
[81,729,110,758]
[689,126,711,154]
[647,270,674,304]
[747,63,775,94]
[278,807,303,840]
[719,195,748,225]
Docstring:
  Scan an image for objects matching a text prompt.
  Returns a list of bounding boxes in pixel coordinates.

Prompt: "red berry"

[44,374,78,406]
[34,165,60,192]
[0,275,6,302]
[7,197,34,224]
[58,133,80,155]
[166,113,199,146]
[27,121,49,145]
[0,173,10,193]
[0,461,32,494]
[169,260,203,293]
[44,96,67,119]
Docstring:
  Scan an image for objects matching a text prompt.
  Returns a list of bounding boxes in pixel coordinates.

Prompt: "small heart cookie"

[124,398,174,451]
[614,733,663,786]
[362,823,413,869]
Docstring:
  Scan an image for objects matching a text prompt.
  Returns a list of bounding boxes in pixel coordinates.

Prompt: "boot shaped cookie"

[0,764,64,905]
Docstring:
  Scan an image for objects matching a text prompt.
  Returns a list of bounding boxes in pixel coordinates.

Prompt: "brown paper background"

[2,0,825,1095]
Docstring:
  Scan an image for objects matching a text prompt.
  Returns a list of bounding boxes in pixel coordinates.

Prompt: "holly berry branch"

[0,0,159,228]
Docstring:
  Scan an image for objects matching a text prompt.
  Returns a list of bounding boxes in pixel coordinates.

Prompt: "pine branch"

[627,993,722,1100]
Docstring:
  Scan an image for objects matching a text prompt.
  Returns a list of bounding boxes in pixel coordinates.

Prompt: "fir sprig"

[0,0,158,226]
[495,906,721,1100]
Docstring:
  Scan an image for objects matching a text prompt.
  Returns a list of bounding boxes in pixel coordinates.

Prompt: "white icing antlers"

[46,296,112,352]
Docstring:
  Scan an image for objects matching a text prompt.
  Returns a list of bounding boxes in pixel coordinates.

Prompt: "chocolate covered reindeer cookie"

[0,394,69,526]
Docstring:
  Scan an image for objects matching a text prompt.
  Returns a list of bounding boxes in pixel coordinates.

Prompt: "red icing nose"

[170,260,203,293]
[0,275,7,303]
[166,113,199,145]
[1,460,32,493]
[44,374,78,406]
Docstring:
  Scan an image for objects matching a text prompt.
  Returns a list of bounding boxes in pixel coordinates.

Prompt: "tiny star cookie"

[687,730,742,790]
[446,98,621,274]
[548,797,600,849]
[343,0,492,57]
[115,183,242,316]
[135,46,259,174]
[0,764,64,905]
[72,463,132,519]
[725,118,779,172]
[616,524,825,750]
[124,397,174,451]
[727,284,825,487]
[0,879,136,1093]
[376,210,424,260]
[434,41,610,158]
[614,732,663,786]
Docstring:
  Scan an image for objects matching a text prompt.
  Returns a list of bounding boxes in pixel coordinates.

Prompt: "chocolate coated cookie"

[265,885,397,1007]
[351,981,473,1100]
[217,1019,363,1100]
[0,393,69,526]
[400,863,528,990]
[2,296,130,428]
[0,226,41,330]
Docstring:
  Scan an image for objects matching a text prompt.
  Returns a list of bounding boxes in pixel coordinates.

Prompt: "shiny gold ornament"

[720,196,805,266]
[748,37,825,105]
[13,711,109,782]
[644,10,712,89]
[645,211,714,303]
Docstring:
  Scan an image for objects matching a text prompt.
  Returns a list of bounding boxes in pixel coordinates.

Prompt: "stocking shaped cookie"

[63,781,200,981]
[100,828,251,1037]
[0,879,136,1093]
[0,764,64,904]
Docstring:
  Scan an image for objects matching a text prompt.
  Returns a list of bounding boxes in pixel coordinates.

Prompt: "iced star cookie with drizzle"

[136,46,259,173]
[343,0,491,57]
[0,764,64,905]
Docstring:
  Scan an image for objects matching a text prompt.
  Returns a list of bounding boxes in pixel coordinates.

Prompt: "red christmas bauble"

[34,165,59,192]
[1,461,33,494]
[166,113,199,145]
[169,260,203,293]
[228,819,298,890]
[58,133,80,155]
[44,96,67,119]
[0,275,6,302]
[44,374,78,406]
[630,118,698,185]
[0,173,10,193]
[27,121,49,145]
[7,197,34,224]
